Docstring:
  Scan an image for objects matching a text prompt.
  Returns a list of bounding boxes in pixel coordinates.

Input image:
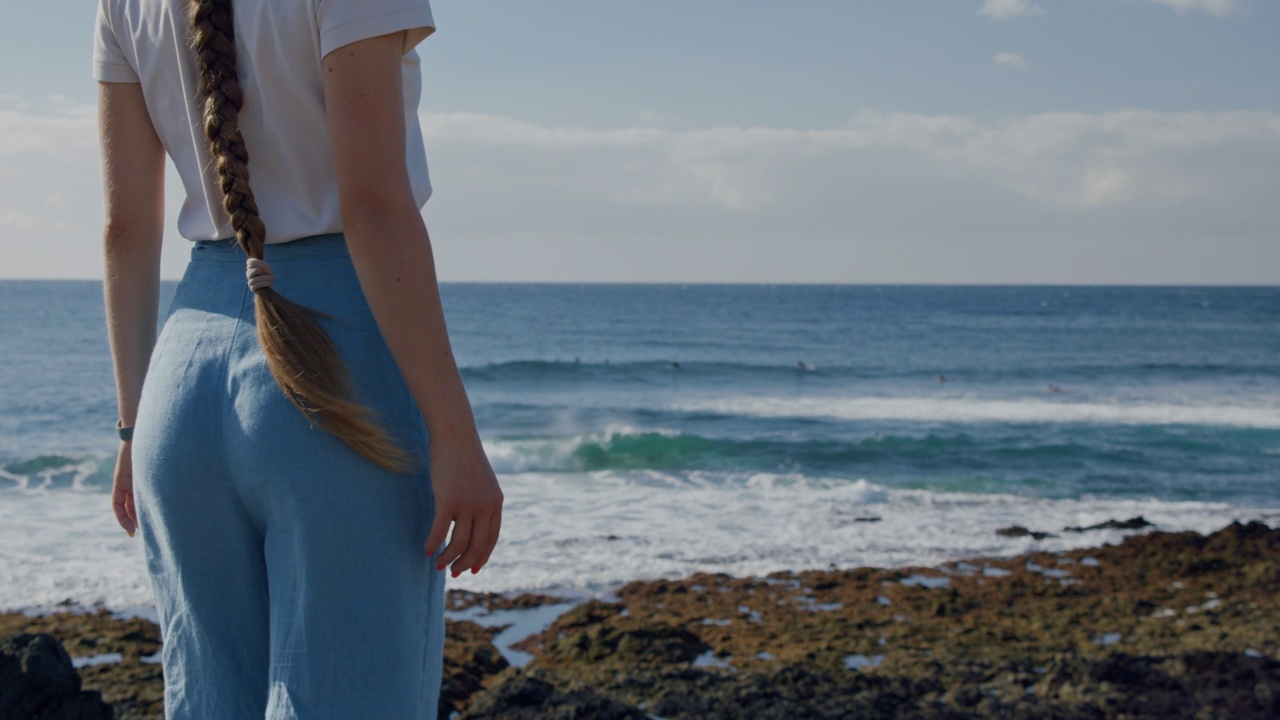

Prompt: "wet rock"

[0,611,163,720]
[518,598,709,668]
[446,590,566,613]
[459,667,648,719]
[1063,516,1154,533]
[2,601,518,720]
[997,525,1056,540]
[1028,649,1280,718]
[576,662,962,720]
[440,620,510,718]
[539,619,708,666]
[0,633,113,720]
[10,521,1280,719]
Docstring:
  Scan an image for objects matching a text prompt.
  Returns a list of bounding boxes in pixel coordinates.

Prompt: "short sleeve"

[316,0,436,59]
[93,0,140,83]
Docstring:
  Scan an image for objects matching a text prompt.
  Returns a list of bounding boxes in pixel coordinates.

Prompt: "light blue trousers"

[132,234,446,719]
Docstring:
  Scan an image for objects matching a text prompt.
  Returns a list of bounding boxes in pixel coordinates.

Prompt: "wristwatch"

[116,419,135,442]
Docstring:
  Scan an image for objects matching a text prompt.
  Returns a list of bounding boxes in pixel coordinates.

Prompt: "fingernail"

[436,563,444,571]
[451,569,461,578]
[471,566,480,574]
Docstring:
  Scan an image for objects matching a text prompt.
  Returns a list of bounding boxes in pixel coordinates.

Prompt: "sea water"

[1,281,1277,611]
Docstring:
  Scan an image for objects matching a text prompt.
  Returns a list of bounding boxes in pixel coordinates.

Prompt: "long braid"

[189,0,412,474]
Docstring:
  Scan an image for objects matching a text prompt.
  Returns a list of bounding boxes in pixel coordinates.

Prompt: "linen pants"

[131,234,446,719]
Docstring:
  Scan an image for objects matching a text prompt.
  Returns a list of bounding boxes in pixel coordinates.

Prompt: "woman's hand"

[425,432,503,577]
[111,441,139,537]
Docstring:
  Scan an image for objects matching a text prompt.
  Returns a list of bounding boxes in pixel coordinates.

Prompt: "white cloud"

[984,0,1236,20]
[1,210,42,230]
[419,108,1280,282]
[2,96,1278,283]
[0,98,187,279]
[995,52,1032,72]
[980,0,1044,20]
[1151,0,1236,15]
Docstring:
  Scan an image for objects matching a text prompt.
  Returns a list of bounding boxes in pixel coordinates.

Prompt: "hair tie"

[246,257,275,291]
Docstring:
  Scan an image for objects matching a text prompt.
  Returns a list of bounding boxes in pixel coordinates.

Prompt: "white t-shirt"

[93,0,436,244]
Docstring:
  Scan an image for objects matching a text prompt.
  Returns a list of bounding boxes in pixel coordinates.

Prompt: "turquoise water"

[1,281,1278,504]
[3,280,1279,608]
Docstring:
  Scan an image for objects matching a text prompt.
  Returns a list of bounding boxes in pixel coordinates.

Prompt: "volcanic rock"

[0,632,113,720]
[1063,516,1154,533]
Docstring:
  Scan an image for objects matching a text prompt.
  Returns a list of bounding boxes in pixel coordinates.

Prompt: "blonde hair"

[188,0,411,473]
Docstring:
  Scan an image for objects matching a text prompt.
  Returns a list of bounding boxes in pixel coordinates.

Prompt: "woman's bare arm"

[99,81,166,536]
[321,32,503,577]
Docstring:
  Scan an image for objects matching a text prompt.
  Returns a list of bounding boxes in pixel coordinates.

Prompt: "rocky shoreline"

[3,520,1277,719]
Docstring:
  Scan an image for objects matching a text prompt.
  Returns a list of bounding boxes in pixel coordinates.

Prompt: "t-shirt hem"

[93,61,140,83]
[320,7,436,59]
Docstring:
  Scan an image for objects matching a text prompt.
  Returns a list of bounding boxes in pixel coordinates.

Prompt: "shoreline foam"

[6,472,1279,617]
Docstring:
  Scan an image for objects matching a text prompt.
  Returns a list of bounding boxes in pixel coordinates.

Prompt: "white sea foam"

[72,653,123,668]
[692,649,733,669]
[669,395,1280,428]
[1,473,1275,613]
[844,653,885,670]
[0,457,109,492]
[0,489,153,612]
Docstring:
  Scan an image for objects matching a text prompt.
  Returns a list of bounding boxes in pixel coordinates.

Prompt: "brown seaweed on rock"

[4,521,1279,719]
[482,521,1280,718]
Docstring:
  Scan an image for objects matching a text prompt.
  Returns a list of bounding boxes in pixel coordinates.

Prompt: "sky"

[1,0,1278,283]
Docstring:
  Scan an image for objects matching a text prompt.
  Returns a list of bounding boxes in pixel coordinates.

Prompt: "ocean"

[2,281,1278,612]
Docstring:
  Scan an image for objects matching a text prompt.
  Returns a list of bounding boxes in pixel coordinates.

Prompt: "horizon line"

[2,277,1276,289]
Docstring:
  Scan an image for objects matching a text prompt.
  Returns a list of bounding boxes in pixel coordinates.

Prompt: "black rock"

[543,621,708,666]
[996,526,1056,540]
[1063,516,1154,533]
[635,663,958,720]
[460,669,648,719]
[0,633,113,720]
